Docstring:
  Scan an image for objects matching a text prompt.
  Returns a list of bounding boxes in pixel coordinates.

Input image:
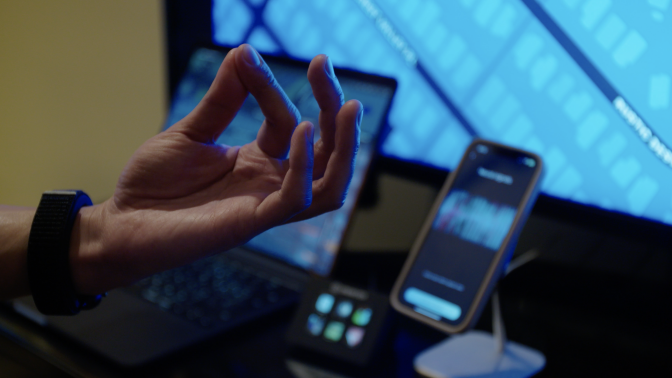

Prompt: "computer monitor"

[165,0,672,242]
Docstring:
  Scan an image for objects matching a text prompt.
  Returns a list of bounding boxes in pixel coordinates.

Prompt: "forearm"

[0,206,35,299]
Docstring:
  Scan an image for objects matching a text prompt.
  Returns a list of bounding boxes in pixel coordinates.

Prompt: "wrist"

[69,201,108,296]
[69,199,146,295]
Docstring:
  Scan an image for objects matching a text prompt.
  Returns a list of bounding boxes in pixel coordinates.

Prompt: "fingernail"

[324,56,335,79]
[241,44,261,66]
[357,105,364,126]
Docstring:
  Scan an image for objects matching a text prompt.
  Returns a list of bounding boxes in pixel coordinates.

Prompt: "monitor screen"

[164,47,396,275]
[211,0,672,228]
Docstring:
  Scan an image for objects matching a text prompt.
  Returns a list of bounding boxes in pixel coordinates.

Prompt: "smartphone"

[390,139,543,333]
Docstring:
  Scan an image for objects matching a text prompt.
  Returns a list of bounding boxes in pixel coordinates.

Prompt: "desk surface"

[2,250,672,378]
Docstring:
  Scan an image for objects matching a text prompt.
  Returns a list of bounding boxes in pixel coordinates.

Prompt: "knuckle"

[257,65,277,89]
[286,189,312,214]
[302,194,313,211]
[292,193,312,213]
[326,192,346,212]
[335,85,345,106]
[314,182,346,212]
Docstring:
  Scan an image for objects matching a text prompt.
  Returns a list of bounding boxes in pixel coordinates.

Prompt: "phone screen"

[395,142,541,328]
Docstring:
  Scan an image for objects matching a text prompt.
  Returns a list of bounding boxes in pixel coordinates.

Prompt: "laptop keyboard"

[123,253,300,329]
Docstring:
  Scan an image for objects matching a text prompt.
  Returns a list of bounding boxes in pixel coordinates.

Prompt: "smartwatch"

[27,190,104,315]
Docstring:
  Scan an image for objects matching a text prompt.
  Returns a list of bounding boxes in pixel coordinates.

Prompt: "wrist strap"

[27,190,103,315]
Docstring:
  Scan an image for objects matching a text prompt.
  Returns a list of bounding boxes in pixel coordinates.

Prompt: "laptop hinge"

[225,248,310,292]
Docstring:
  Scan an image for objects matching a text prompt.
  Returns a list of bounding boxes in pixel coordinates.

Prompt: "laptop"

[9,46,397,367]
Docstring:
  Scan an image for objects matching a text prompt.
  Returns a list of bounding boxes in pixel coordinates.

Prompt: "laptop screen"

[163,47,396,276]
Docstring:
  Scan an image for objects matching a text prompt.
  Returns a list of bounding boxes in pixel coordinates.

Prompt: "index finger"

[234,44,301,159]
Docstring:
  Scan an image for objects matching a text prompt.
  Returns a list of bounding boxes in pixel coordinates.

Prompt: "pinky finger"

[291,100,362,222]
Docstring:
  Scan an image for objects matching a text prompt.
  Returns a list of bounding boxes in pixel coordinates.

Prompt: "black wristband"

[27,190,104,315]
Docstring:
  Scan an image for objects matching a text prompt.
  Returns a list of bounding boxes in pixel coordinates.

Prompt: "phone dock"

[413,254,546,378]
[414,330,545,378]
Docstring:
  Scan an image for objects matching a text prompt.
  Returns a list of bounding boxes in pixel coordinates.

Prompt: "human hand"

[71,44,362,294]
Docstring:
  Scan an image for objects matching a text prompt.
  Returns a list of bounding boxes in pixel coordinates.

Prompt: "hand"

[71,44,362,295]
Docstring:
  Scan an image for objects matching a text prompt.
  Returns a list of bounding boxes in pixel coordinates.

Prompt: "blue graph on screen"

[212,0,672,226]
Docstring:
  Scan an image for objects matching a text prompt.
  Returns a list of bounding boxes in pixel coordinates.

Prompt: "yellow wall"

[0,1,165,205]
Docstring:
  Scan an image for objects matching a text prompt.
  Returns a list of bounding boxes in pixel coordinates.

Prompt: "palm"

[114,132,289,244]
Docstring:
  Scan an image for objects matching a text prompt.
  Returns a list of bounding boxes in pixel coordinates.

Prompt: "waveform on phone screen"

[432,190,515,251]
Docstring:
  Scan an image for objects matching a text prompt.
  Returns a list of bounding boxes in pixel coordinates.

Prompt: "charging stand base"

[414,330,545,378]
[413,251,546,378]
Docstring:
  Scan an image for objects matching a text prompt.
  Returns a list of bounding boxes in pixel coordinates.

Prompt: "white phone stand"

[414,250,546,378]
